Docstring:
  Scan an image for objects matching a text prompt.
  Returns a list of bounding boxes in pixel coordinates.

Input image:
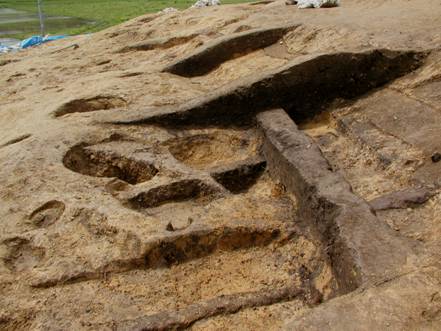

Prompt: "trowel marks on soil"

[54,95,127,117]
[63,143,158,184]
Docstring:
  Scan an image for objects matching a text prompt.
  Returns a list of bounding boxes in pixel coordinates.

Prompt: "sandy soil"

[1,0,441,329]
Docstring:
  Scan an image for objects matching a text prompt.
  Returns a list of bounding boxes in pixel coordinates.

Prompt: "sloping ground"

[0,0,441,330]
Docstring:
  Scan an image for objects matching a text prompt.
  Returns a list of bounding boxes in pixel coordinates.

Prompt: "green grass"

[0,0,251,39]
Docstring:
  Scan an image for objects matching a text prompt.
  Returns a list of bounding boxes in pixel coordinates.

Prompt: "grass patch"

[0,0,252,39]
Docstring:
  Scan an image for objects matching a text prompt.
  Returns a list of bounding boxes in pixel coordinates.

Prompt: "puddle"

[0,37,20,46]
[0,7,94,38]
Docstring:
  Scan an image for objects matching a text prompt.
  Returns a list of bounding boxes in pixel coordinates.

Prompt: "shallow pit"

[211,158,267,193]
[63,143,158,184]
[167,129,260,170]
[29,200,65,227]
[2,237,45,272]
[33,236,331,330]
[128,179,217,209]
[54,95,127,117]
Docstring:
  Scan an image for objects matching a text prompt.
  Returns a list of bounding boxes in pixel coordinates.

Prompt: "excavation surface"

[1,0,441,330]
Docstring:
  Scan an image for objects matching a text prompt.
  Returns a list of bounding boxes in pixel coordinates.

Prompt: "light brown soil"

[1,0,441,329]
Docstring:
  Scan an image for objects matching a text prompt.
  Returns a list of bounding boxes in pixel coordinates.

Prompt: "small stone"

[431,152,441,163]
[296,0,339,8]
[191,0,220,8]
[166,218,193,232]
[369,187,435,211]
[166,222,174,231]
[160,7,178,14]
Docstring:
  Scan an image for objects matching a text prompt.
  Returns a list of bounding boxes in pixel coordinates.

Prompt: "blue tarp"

[20,35,67,49]
[1,35,68,54]
[20,36,43,49]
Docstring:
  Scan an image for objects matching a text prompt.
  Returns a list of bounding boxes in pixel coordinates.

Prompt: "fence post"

[37,0,45,36]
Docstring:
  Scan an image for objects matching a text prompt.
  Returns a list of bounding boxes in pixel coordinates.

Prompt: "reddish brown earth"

[0,0,441,329]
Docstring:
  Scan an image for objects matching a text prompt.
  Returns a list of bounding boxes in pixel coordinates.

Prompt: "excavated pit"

[30,232,328,331]
[118,33,199,53]
[106,211,329,330]
[54,95,127,117]
[124,49,425,127]
[166,130,260,170]
[2,0,441,328]
[143,225,282,268]
[10,50,428,330]
[127,179,218,209]
[163,25,297,77]
[29,200,66,227]
[24,133,336,329]
[191,48,289,89]
[210,158,267,193]
[31,223,292,288]
[257,108,419,295]
[63,143,158,184]
[299,90,433,201]
[1,120,341,330]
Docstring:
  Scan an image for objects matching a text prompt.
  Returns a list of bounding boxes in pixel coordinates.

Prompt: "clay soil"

[1,0,441,330]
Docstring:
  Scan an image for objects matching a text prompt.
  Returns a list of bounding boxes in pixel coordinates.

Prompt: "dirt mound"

[1,0,441,330]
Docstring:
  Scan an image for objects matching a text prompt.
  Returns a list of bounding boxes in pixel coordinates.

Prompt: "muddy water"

[0,8,93,38]
[0,37,19,46]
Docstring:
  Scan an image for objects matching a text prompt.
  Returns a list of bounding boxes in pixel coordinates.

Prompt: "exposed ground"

[0,0,441,330]
[0,0,253,39]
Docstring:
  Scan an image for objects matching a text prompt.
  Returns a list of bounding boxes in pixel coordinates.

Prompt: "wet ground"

[0,37,19,46]
[0,8,92,39]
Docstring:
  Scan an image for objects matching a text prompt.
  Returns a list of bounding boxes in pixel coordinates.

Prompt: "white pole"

[37,0,45,36]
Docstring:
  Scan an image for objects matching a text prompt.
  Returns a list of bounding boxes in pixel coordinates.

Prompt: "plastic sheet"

[297,0,340,8]
[191,0,221,8]
[20,35,67,49]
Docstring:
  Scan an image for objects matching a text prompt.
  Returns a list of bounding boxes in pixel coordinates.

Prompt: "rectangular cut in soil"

[257,108,417,293]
